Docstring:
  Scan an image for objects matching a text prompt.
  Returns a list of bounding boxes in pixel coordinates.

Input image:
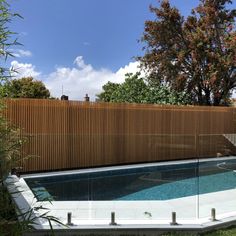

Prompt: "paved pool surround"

[6,156,236,234]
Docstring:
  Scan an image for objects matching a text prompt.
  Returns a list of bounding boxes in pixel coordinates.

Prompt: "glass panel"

[88,159,199,222]
[121,158,198,222]
[23,133,200,223]
[198,133,236,220]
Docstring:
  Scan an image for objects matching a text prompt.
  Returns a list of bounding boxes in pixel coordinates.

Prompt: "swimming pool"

[6,156,236,231]
[24,158,236,201]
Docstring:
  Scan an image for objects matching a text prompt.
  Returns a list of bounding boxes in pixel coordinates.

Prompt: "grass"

[161,227,236,236]
[203,227,236,236]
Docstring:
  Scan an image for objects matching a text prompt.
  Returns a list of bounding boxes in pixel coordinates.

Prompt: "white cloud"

[10,60,41,78]
[13,49,32,58]
[232,90,236,98]
[9,56,142,101]
[116,61,141,77]
[45,56,141,100]
[73,56,89,69]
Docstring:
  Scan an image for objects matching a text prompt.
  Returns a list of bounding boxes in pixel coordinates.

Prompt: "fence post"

[109,212,117,225]
[170,212,178,225]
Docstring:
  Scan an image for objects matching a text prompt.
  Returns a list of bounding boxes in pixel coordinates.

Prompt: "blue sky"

[9,0,236,100]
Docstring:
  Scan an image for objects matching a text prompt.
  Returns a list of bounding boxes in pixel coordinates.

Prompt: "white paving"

[6,175,236,229]
[5,156,236,230]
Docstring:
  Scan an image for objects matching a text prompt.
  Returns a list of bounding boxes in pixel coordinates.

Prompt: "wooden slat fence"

[4,99,236,173]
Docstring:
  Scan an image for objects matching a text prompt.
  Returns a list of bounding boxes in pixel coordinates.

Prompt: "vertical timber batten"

[4,99,236,173]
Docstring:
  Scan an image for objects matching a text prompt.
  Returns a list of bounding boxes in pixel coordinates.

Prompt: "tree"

[139,0,236,106]
[4,77,51,98]
[101,73,149,103]
[97,81,120,102]
[97,73,190,105]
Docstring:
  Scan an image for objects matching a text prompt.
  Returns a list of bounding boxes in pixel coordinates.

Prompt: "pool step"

[223,134,236,147]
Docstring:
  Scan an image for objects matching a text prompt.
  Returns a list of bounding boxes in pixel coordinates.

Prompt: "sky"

[9,0,236,101]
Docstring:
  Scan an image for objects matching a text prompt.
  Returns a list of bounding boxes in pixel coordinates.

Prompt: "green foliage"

[0,0,25,182]
[139,0,236,106]
[0,113,26,181]
[0,2,25,233]
[0,185,23,235]
[159,228,236,236]
[0,0,21,83]
[97,81,120,102]
[108,73,149,103]
[97,73,190,105]
[202,227,236,236]
[3,77,51,99]
[146,86,190,105]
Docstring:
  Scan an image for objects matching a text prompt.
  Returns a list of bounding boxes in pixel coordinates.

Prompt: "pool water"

[25,159,236,201]
[119,171,236,200]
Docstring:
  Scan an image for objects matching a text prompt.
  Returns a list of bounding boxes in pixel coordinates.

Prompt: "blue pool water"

[25,158,236,201]
[119,171,236,200]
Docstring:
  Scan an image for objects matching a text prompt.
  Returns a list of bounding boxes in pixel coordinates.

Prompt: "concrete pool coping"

[22,218,236,236]
[21,155,236,179]
[6,156,236,234]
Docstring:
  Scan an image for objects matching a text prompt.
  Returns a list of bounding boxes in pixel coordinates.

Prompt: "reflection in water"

[25,158,236,201]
